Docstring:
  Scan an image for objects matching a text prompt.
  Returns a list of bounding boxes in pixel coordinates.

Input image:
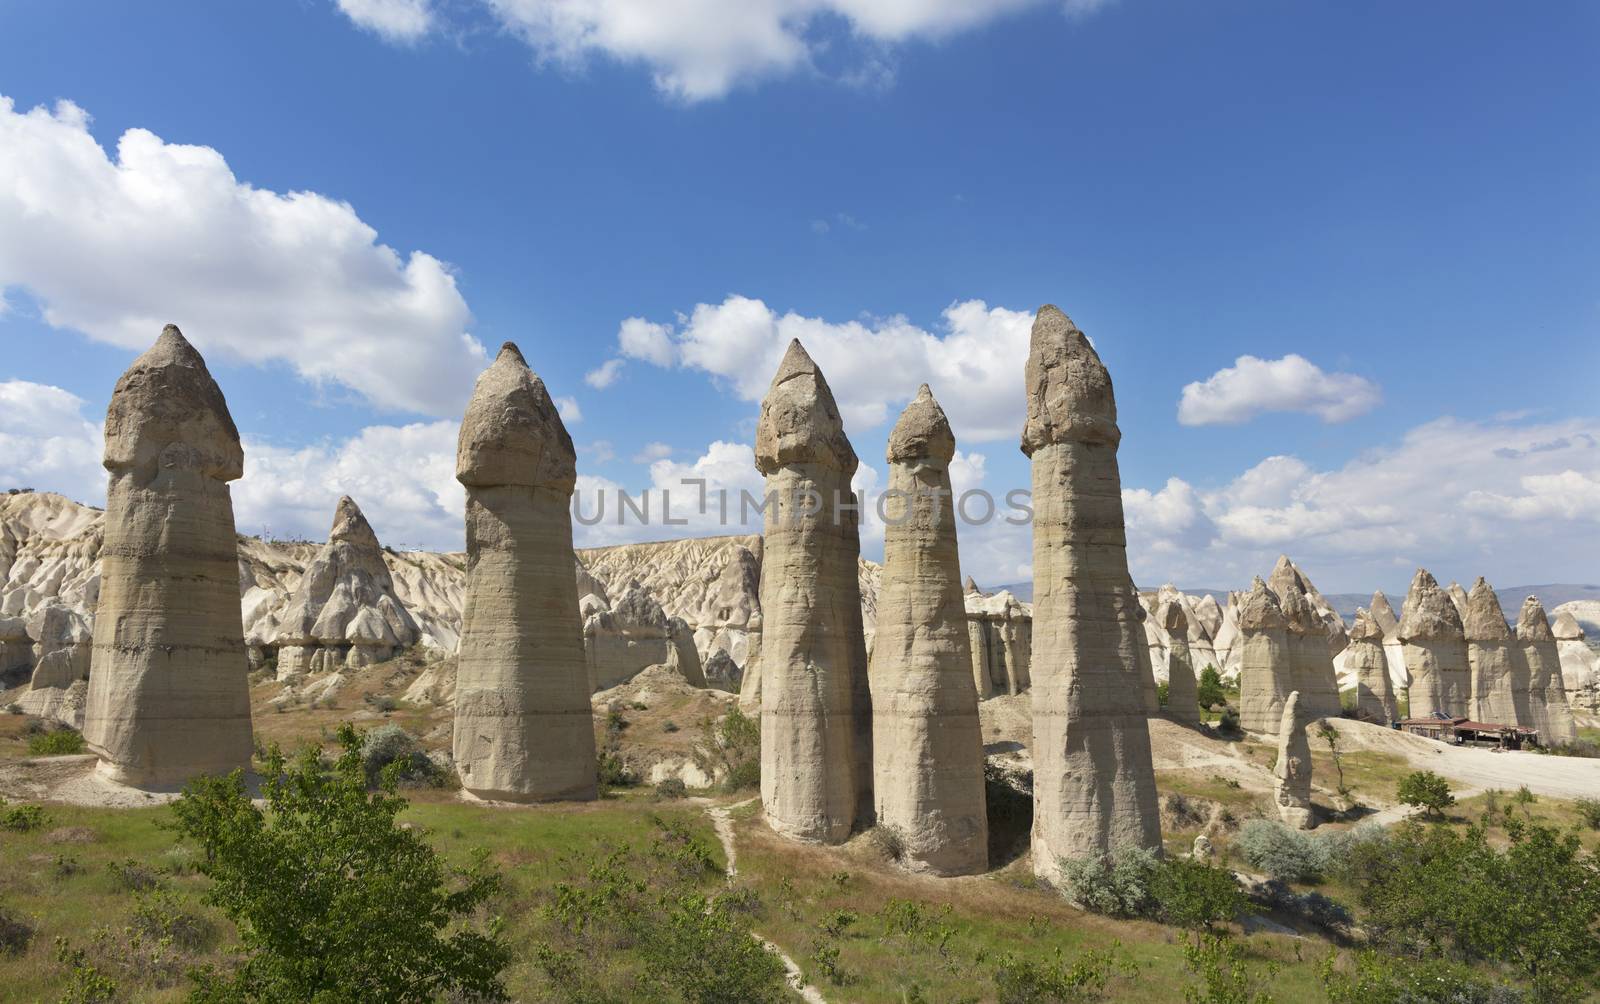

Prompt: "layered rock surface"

[1272,691,1314,829]
[965,583,1032,699]
[81,326,254,785]
[451,343,596,802]
[1551,610,1599,713]
[1022,304,1161,878]
[1398,569,1470,718]
[1345,609,1397,723]
[1268,557,1343,720]
[1520,599,1577,744]
[1237,577,1292,735]
[1157,593,1199,725]
[583,578,705,690]
[868,386,987,874]
[1463,577,1522,725]
[754,340,872,843]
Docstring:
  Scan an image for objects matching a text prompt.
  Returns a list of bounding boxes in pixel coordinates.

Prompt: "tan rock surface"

[1268,558,1342,720]
[1398,569,1470,718]
[1519,599,1577,744]
[869,386,987,875]
[1368,589,1410,692]
[1551,610,1599,713]
[451,343,596,802]
[1462,577,1521,725]
[1345,609,1397,723]
[81,326,253,785]
[1272,691,1314,829]
[755,340,872,843]
[1021,305,1161,878]
[1237,577,1291,735]
[1158,596,1199,724]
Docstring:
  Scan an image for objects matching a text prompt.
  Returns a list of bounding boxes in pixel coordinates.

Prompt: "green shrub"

[653,777,688,800]
[1196,665,1226,710]
[170,723,509,1003]
[1574,798,1600,830]
[1181,932,1277,1004]
[1319,949,1514,1004]
[1512,784,1536,806]
[54,938,117,1004]
[0,797,49,832]
[0,906,32,956]
[869,824,907,863]
[1234,819,1326,882]
[693,706,760,793]
[597,751,637,788]
[1216,707,1241,733]
[993,945,1133,1004]
[1059,845,1159,918]
[106,858,161,893]
[1151,856,1248,931]
[1157,680,1171,708]
[27,727,86,755]
[359,724,440,786]
[1396,770,1455,819]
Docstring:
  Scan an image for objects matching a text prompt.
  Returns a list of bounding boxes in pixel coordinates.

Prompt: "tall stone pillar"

[1272,691,1314,829]
[1023,305,1161,880]
[1268,559,1341,719]
[869,386,987,875]
[1518,597,1577,745]
[1398,569,1469,718]
[452,343,596,802]
[1345,609,1397,723]
[1237,577,1291,735]
[756,340,872,843]
[1463,577,1520,724]
[83,325,253,785]
[1158,597,1200,725]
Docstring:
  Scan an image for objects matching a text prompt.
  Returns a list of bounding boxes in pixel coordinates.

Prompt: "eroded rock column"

[1023,305,1161,879]
[1518,598,1577,745]
[1158,596,1199,725]
[869,386,987,875]
[1463,577,1520,725]
[1272,691,1314,830]
[452,343,596,802]
[756,340,872,843]
[1398,569,1469,718]
[1237,578,1291,735]
[1345,609,1397,723]
[82,326,253,785]
[1268,558,1342,719]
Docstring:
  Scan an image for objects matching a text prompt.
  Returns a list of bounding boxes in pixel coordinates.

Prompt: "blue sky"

[2,0,1597,593]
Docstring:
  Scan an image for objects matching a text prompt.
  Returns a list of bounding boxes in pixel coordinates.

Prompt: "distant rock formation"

[1367,590,1410,692]
[1268,557,1342,719]
[82,326,253,785]
[1157,593,1199,725]
[1345,609,1397,723]
[1462,577,1520,725]
[1022,304,1161,879]
[272,496,420,679]
[1520,599,1577,744]
[755,340,872,843]
[869,386,987,875]
[452,343,596,802]
[1551,609,1599,714]
[965,584,1032,699]
[1398,569,1470,718]
[1446,581,1471,622]
[1272,691,1314,829]
[1238,577,1291,735]
[583,578,705,690]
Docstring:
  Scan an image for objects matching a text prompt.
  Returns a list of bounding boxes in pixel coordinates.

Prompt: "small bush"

[1216,706,1241,734]
[54,939,117,1004]
[107,858,162,893]
[0,798,49,832]
[1574,797,1600,830]
[1232,819,1374,883]
[1396,770,1455,819]
[1320,949,1516,1004]
[0,906,33,956]
[1196,665,1226,710]
[360,724,440,786]
[27,727,86,755]
[662,720,680,733]
[52,854,84,879]
[653,778,687,800]
[693,706,760,793]
[1249,880,1353,935]
[993,946,1133,1004]
[1182,932,1277,1004]
[597,751,637,788]
[365,693,398,713]
[1151,856,1248,931]
[1059,845,1159,918]
[869,824,907,863]
[1512,784,1536,806]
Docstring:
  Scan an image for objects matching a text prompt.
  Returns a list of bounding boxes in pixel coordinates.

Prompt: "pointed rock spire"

[1463,577,1511,642]
[1399,568,1470,718]
[456,341,575,491]
[1518,596,1577,744]
[103,323,243,480]
[755,339,857,475]
[1021,305,1119,455]
[887,384,955,464]
[1398,569,1465,642]
[328,495,381,551]
[1518,596,1556,641]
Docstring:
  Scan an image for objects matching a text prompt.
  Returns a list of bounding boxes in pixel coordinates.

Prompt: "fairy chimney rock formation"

[1158,595,1200,724]
[1447,581,1471,621]
[452,342,597,802]
[1345,609,1397,723]
[82,325,253,785]
[1398,569,1470,718]
[1463,577,1521,725]
[1021,304,1162,879]
[1268,558,1342,719]
[1238,577,1292,734]
[1518,598,1577,745]
[869,386,987,875]
[1550,610,1598,713]
[755,339,872,843]
[1369,589,1409,691]
[1272,691,1314,829]
[273,496,420,678]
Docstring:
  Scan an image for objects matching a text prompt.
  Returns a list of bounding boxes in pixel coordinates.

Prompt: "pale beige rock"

[583,579,705,690]
[452,342,596,802]
[1272,691,1314,829]
[1158,597,1199,724]
[869,386,987,875]
[1238,577,1292,735]
[1519,599,1577,744]
[1345,609,1397,723]
[1134,599,1160,714]
[1368,589,1410,692]
[273,496,419,679]
[965,588,1032,698]
[1447,581,1470,621]
[82,326,253,785]
[1267,558,1342,719]
[755,340,872,843]
[26,602,91,691]
[1550,610,1599,713]
[1398,569,1470,718]
[1462,577,1521,725]
[1022,305,1161,878]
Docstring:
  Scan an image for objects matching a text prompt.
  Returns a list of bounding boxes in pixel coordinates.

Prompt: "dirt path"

[705,797,825,1004]
[1327,719,1600,800]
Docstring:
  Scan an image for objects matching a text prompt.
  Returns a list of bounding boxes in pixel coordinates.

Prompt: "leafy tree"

[1059,846,1160,918]
[993,945,1134,1004]
[1196,665,1226,710]
[1318,949,1504,1004]
[693,706,761,792]
[1396,771,1455,819]
[1181,932,1275,1004]
[170,723,508,1003]
[1151,857,1248,932]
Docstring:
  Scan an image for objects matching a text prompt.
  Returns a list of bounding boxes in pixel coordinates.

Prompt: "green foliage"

[1059,845,1160,918]
[1181,932,1276,1004]
[1512,784,1537,806]
[0,797,49,832]
[1574,797,1600,830]
[1150,856,1248,931]
[1156,680,1171,708]
[53,938,117,1004]
[1234,819,1362,883]
[653,777,688,800]
[869,824,907,863]
[993,945,1134,1003]
[596,751,638,788]
[105,858,161,893]
[1396,770,1455,818]
[693,706,761,793]
[1196,665,1226,710]
[1216,707,1241,733]
[359,723,442,786]
[169,723,509,1003]
[27,728,86,755]
[1319,949,1515,1004]
[0,906,32,956]
[1343,819,1600,1003]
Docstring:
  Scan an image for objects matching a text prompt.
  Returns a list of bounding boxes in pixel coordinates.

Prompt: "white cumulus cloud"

[336,0,435,42]
[0,381,105,505]
[0,95,485,417]
[1177,354,1380,426]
